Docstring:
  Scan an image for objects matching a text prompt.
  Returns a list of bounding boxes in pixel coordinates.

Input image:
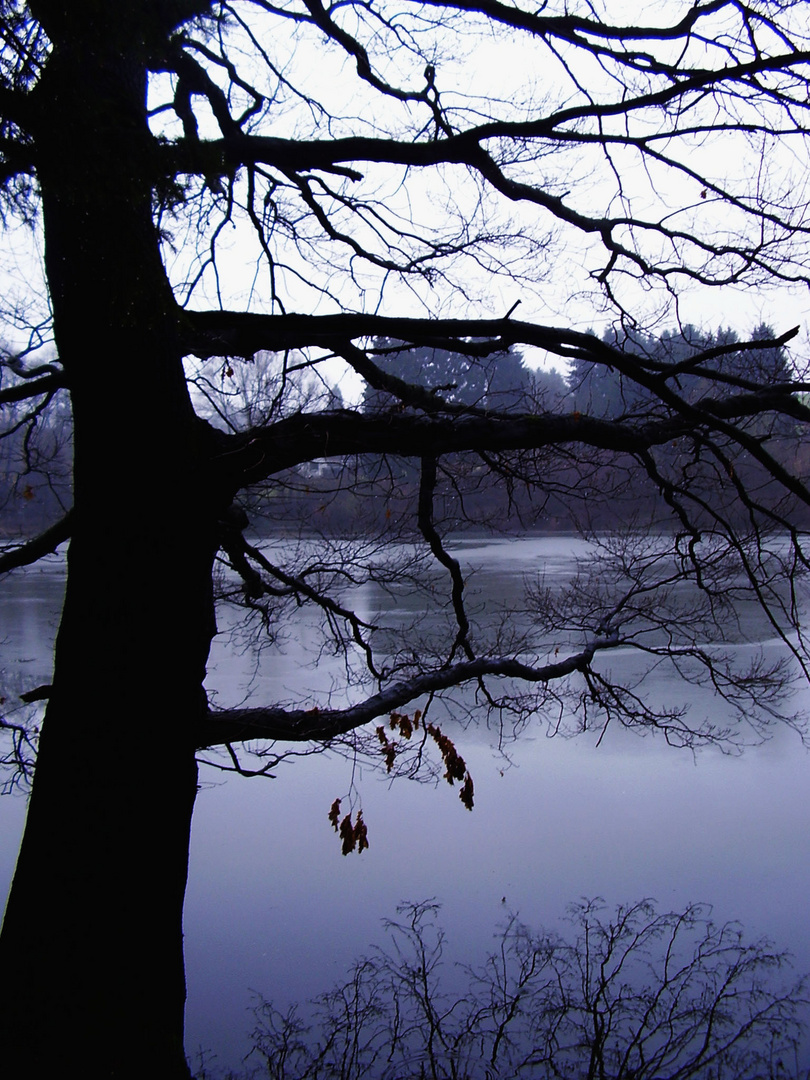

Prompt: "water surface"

[1,540,809,1072]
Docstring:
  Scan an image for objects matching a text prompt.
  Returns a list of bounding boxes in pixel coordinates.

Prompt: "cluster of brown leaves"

[328,798,369,856]
[426,723,465,782]
[376,709,423,773]
[376,726,397,772]
[458,772,474,811]
[426,723,474,811]
[384,712,475,811]
[329,711,474,855]
[390,710,421,739]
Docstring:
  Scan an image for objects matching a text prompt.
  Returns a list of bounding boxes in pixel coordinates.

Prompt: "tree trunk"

[0,17,225,1076]
[0,492,218,1077]
[0,642,202,1079]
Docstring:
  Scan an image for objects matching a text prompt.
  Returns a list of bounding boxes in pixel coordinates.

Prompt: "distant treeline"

[3,325,807,536]
[260,326,809,535]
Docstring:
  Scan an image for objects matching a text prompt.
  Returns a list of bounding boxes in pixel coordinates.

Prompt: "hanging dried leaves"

[354,812,369,853]
[390,709,421,740]
[376,725,397,772]
[331,709,472,857]
[381,714,475,810]
[329,799,369,855]
[376,710,423,773]
[427,722,466,783]
[426,721,474,811]
[459,772,474,811]
[340,811,369,855]
[338,813,355,854]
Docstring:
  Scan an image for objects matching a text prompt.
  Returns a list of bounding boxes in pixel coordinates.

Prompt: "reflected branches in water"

[229,898,810,1080]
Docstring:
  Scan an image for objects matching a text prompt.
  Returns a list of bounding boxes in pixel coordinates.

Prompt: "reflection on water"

[185,722,810,1070]
[1,540,810,1071]
[250,898,807,1078]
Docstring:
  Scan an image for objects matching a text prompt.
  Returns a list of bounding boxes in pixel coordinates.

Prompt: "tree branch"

[419,0,730,45]
[0,510,72,574]
[0,372,64,405]
[184,311,805,382]
[195,647,602,748]
[165,33,810,182]
[418,454,473,662]
[214,408,666,488]
[210,395,808,498]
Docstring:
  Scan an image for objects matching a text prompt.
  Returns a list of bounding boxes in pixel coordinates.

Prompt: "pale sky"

[3,0,809,387]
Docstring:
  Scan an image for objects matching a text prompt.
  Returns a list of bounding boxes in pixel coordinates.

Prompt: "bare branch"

[0,371,63,405]
[196,644,605,748]
[0,510,71,573]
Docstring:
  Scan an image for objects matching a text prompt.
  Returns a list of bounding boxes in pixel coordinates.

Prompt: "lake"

[2,536,810,1073]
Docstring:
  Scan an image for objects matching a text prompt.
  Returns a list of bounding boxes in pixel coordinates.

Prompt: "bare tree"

[248,898,810,1080]
[0,2,809,1076]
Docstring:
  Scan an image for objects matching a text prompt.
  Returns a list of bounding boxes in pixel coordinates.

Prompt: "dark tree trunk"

[0,14,226,1076]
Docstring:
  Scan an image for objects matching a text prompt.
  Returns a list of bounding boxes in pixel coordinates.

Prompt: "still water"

[2,538,810,1072]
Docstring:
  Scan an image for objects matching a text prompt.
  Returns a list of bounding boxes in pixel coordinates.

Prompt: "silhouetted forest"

[256,325,809,535]
[3,325,805,538]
